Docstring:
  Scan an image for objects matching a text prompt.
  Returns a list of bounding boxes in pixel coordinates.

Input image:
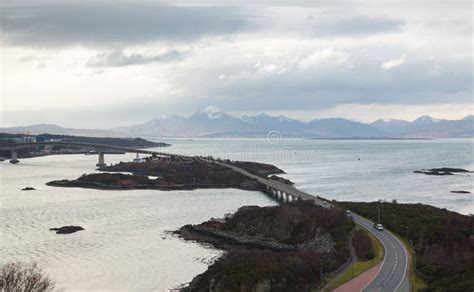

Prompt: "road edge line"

[390,230,409,291]
[358,216,387,292]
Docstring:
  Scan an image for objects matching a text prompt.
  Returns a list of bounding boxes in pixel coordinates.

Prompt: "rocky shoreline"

[175,201,354,291]
[177,224,335,252]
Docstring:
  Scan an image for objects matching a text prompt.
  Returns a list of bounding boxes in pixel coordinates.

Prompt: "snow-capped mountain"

[195,106,229,120]
[402,115,473,138]
[463,114,474,121]
[6,108,470,138]
[110,107,474,138]
[369,115,473,138]
[409,115,442,127]
[114,106,388,138]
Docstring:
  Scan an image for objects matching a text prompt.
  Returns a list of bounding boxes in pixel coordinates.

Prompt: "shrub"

[352,229,375,261]
[339,201,474,291]
[0,262,54,292]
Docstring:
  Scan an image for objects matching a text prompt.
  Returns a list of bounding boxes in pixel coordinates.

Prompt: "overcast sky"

[0,0,472,128]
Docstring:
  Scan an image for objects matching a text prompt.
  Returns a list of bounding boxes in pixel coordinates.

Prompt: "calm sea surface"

[1,138,472,291]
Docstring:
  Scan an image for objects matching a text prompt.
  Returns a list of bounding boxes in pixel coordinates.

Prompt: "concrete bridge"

[3,141,331,207]
[216,161,331,208]
[0,141,174,167]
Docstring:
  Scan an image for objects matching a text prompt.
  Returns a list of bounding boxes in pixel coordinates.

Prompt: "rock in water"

[414,167,471,176]
[21,187,36,191]
[50,226,84,234]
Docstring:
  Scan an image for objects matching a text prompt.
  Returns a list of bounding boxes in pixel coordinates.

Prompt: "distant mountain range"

[0,124,124,138]
[370,115,474,138]
[1,107,473,138]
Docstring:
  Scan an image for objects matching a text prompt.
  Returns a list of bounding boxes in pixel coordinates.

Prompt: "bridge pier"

[266,186,298,203]
[96,152,106,168]
[10,150,19,164]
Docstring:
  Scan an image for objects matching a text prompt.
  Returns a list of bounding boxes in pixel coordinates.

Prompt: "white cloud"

[0,1,472,127]
[381,54,406,70]
[297,49,353,70]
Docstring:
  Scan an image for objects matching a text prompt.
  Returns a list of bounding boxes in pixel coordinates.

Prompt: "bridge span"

[0,141,174,167]
[216,161,331,208]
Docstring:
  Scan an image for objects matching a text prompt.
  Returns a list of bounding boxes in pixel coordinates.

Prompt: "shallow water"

[1,138,472,291]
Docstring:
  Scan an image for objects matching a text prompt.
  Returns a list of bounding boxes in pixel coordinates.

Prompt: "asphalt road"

[353,214,409,292]
[219,161,409,292]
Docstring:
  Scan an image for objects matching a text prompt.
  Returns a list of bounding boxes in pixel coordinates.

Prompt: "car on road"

[374,223,384,231]
[345,210,352,217]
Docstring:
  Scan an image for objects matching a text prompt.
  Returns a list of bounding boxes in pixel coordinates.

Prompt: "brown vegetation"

[216,200,352,246]
[225,160,285,177]
[339,201,474,291]
[187,249,343,292]
[47,157,276,191]
[178,201,355,291]
[0,262,54,292]
[352,229,375,261]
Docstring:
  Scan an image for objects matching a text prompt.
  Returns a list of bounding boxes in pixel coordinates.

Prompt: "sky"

[0,0,472,128]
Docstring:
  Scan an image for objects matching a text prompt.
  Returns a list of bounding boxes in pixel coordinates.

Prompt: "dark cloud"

[199,57,472,112]
[0,4,253,47]
[87,49,187,67]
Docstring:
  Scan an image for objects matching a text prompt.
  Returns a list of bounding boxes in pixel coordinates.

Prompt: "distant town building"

[23,136,36,143]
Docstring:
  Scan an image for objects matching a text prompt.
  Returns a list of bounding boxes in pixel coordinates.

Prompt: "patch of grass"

[325,227,384,291]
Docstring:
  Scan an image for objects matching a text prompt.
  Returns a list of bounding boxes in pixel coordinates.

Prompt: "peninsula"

[176,200,355,291]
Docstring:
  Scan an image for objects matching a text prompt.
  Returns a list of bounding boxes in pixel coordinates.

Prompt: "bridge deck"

[0,141,173,156]
[216,161,330,208]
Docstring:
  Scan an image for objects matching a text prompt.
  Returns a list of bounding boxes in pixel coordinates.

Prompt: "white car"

[374,223,384,231]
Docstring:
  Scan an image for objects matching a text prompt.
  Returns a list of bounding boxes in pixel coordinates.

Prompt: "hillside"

[339,201,474,291]
[177,201,354,291]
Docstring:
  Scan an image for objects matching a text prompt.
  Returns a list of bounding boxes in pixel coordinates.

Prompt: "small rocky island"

[176,201,354,291]
[21,187,36,191]
[414,167,472,176]
[50,226,84,234]
[47,156,285,191]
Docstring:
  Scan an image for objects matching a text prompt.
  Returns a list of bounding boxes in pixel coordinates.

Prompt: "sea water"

[0,138,472,291]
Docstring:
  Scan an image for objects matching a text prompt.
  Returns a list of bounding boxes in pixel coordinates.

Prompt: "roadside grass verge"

[325,226,384,291]
[396,236,428,291]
